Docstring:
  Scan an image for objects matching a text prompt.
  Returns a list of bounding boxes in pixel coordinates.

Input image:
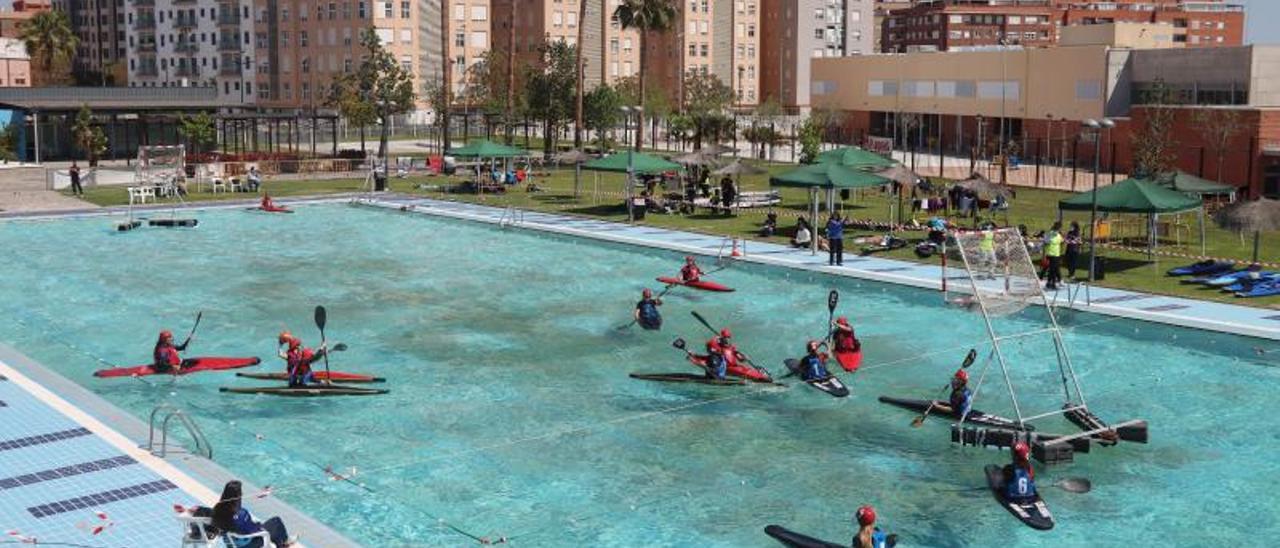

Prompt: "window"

[300,31,308,47]
[453,3,464,20]
[812,49,823,58]
[383,2,391,18]
[567,11,577,27]
[623,61,632,75]
[343,28,352,45]
[300,3,308,20]
[400,1,408,17]
[949,14,962,24]
[454,32,464,47]
[623,38,632,51]
[1075,80,1102,100]
[400,29,411,44]
[553,11,562,25]
[610,38,619,53]
[978,81,1019,100]
[470,31,486,47]
[472,5,487,20]
[358,1,365,18]
[281,7,288,21]
[814,28,824,39]
[610,61,618,76]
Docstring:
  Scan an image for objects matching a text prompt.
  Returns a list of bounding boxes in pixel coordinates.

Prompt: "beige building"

[645,0,762,107]
[490,0,639,92]
[760,0,875,111]
[0,37,32,87]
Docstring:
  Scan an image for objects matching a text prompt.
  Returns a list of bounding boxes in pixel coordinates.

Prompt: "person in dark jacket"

[212,480,294,547]
[1065,221,1082,279]
[826,214,846,266]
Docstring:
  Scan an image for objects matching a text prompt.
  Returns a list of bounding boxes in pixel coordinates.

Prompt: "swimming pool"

[0,203,1276,546]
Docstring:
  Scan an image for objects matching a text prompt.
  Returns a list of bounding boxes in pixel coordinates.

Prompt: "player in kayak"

[999,442,1038,504]
[261,194,277,211]
[152,330,191,373]
[681,255,703,282]
[634,288,663,330]
[853,505,893,548]
[798,340,831,381]
[932,368,973,418]
[286,342,328,387]
[832,316,861,352]
[703,330,733,380]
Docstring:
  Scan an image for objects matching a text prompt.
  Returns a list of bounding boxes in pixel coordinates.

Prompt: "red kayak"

[235,371,385,383]
[93,357,261,378]
[687,353,772,382]
[834,349,862,372]
[248,206,293,213]
[656,276,735,293]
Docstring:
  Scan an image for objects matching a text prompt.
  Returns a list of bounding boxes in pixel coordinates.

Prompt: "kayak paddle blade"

[827,290,839,312]
[962,348,978,368]
[314,305,327,331]
[331,343,349,352]
[672,338,686,350]
[1054,477,1092,493]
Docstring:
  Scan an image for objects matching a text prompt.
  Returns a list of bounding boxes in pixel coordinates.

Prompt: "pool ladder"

[147,404,212,459]
[498,206,524,228]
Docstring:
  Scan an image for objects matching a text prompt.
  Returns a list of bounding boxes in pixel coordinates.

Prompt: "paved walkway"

[360,195,1280,342]
[0,190,99,213]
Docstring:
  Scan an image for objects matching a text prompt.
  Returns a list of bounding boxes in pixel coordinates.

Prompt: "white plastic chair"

[176,514,277,548]
[211,177,227,193]
[228,177,244,193]
[127,186,154,204]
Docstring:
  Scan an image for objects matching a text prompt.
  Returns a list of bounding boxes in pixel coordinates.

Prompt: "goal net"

[946,227,1046,317]
[136,145,185,185]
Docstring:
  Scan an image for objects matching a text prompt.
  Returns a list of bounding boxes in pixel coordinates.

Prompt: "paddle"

[672,338,711,375]
[781,290,841,381]
[911,348,978,428]
[616,285,678,331]
[314,306,334,386]
[180,311,203,349]
[689,310,770,379]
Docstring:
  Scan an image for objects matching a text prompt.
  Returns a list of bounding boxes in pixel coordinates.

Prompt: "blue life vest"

[801,354,828,381]
[852,528,890,548]
[636,299,661,328]
[950,387,973,418]
[1005,466,1037,501]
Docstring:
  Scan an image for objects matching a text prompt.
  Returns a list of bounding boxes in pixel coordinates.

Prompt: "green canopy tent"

[815,146,896,169]
[449,139,532,194]
[583,151,682,221]
[1058,177,1205,257]
[771,163,892,254]
[1155,170,1238,200]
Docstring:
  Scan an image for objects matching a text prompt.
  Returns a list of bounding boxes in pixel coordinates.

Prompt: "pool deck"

[360,195,1280,342]
[0,343,358,548]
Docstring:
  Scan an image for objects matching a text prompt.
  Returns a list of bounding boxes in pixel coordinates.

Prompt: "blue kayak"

[1225,275,1279,293]
[1205,270,1272,287]
[1184,269,1246,285]
[1236,280,1280,298]
[1168,260,1234,277]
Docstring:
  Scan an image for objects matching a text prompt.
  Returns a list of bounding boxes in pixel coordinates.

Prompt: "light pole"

[1082,118,1115,283]
[621,106,637,222]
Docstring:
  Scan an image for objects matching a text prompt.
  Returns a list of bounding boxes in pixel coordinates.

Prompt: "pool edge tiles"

[359,196,1280,342]
[0,343,359,548]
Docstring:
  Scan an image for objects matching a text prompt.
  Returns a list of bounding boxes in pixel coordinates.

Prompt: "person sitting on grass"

[212,480,296,547]
[760,211,778,237]
[792,217,812,248]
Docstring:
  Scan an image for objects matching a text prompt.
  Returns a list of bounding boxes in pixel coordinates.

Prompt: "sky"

[1241,0,1277,44]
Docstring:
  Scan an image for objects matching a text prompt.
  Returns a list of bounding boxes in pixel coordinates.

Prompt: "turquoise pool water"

[0,203,1276,546]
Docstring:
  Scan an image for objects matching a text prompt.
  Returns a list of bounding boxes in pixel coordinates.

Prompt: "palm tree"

[573,0,589,149]
[19,11,77,85]
[614,0,677,151]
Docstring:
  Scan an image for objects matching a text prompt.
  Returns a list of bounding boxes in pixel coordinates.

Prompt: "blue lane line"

[0,427,91,452]
[27,479,177,518]
[0,455,138,491]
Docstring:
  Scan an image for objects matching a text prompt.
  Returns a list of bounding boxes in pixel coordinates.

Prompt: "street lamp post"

[621,106,637,222]
[1082,118,1115,283]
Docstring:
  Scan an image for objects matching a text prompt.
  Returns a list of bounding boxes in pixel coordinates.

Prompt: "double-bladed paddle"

[314,306,334,386]
[911,348,978,428]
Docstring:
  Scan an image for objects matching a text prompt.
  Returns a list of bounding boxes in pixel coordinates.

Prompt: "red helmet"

[836,316,850,327]
[288,337,302,350]
[954,369,969,382]
[719,328,732,339]
[1012,441,1030,461]
[159,330,173,341]
[642,288,653,298]
[855,505,876,526]
[277,331,293,345]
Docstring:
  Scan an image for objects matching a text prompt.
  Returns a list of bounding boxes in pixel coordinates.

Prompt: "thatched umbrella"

[955,172,1014,198]
[1214,197,1280,263]
[554,149,593,198]
[874,163,922,225]
[700,143,738,156]
[671,150,720,166]
[712,159,766,177]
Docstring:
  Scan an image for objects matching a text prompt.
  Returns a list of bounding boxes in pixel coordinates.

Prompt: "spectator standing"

[826,213,846,266]
[68,162,83,196]
[1042,222,1064,290]
[1064,221,1082,279]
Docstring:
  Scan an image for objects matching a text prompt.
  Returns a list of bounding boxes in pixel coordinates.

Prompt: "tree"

[439,0,451,151]
[524,41,578,158]
[682,72,735,149]
[0,123,20,163]
[574,0,589,148]
[1191,108,1243,184]
[71,105,107,165]
[797,116,826,164]
[467,49,525,132]
[615,0,678,150]
[354,28,416,185]
[328,74,378,155]
[19,11,77,85]
[583,84,623,152]
[1131,80,1179,178]
[178,112,217,158]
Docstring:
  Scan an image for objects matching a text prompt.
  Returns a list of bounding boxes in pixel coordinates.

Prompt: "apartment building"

[490,0,638,92]
[56,0,126,83]
[124,0,254,105]
[759,0,875,111]
[881,0,1244,53]
[643,0,764,107]
[0,0,52,39]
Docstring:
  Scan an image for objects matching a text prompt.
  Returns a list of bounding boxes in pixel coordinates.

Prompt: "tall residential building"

[56,0,127,83]
[644,0,763,107]
[873,1,912,52]
[125,0,254,105]
[490,0,638,92]
[881,0,1245,53]
[760,0,874,111]
[0,0,52,39]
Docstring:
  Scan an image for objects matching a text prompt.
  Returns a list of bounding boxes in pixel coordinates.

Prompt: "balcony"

[173,42,200,53]
[219,64,242,76]
[218,14,242,25]
[174,66,200,78]
[135,68,159,77]
[134,17,156,30]
[137,41,157,52]
[218,40,242,52]
[132,0,154,6]
[173,16,198,28]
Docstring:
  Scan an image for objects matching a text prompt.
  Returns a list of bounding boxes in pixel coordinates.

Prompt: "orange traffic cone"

[731,237,743,257]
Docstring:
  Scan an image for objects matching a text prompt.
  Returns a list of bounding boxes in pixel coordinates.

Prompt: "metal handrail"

[147,404,212,459]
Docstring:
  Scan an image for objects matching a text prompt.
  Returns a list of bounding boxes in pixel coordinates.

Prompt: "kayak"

[1167,260,1234,277]
[1237,280,1280,298]
[984,464,1054,530]
[1207,271,1274,287]
[783,359,849,398]
[1224,275,1279,292]
[877,396,1031,431]
[655,276,735,293]
[763,525,845,548]
[687,353,772,382]
[833,349,862,372]
[236,371,385,383]
[94,357,261,378]
[247,206,294,214]
[148,218,199,228]
[629,372,746,386]
[220,385,389,397]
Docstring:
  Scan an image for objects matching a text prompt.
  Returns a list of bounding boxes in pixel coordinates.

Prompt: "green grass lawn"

[68,163,1278,307]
